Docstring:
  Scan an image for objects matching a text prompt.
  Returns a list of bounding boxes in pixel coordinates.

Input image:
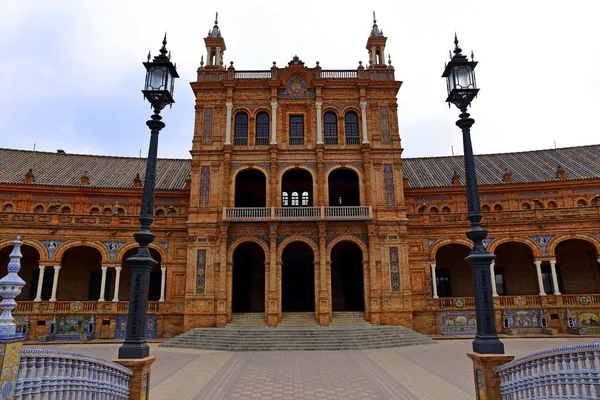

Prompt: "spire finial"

[453,32,462,55]
[373,10,376,23]
[159,32,168,56]
[215,11,218,24]
[147,51,151,62]
[388,54,392,65]
[200,55,204,67]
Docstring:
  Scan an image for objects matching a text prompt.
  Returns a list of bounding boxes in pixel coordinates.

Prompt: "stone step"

[160,325,435,351]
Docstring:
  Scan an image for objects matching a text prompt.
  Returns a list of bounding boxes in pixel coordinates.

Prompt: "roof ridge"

[0,147,192,162]
[403,144,600,161]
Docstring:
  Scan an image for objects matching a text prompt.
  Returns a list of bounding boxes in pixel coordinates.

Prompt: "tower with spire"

[204,12,226,67]
[366,11,387,67]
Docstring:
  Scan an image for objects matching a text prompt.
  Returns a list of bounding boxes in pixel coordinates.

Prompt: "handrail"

[223,206,372,221]
[234,71,272,79]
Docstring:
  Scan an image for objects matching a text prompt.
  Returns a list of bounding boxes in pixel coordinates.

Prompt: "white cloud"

[2,0,599,158]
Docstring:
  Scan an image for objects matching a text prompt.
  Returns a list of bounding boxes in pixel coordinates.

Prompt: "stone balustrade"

[14,348,132,399]
[0,212,187,228]
[495,343,600,399]
[223,206,372,221]
[14,300,163,315]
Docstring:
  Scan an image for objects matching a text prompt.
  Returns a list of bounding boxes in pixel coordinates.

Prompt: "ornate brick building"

[1,17,600,339]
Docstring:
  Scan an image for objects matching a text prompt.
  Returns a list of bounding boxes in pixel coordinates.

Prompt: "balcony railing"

[14,301,162,314]
[223,206,372,221]
[320,70,358,79]
[234,71,272,79]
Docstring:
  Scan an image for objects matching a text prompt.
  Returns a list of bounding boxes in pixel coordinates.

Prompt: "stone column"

[360,101,369,144]
[225,102,233,145]
[98,266,108,301]
[49,265,61,302]
[315,101,323,144]
[270,101,278,145]
[159,266,167,302]
[112,266,122,302]
[34,265,45,301]
[549,260,561,295]
[490,261,498,297]
[534,260,546,296]
[430,263,439,299]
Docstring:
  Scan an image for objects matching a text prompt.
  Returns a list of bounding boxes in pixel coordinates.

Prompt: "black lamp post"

[118,34,178,359]
[442,35,504,354]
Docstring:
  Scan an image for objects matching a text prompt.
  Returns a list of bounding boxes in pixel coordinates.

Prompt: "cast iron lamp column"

[442,35,504,354]
[119,34,179,359]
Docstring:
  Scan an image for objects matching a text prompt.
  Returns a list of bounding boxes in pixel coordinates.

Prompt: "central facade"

[186,17,409,328]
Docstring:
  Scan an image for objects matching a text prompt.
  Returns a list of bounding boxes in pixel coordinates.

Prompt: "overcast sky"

[1,1,599,159]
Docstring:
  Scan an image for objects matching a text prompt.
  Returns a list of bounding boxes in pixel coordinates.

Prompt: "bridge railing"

[495,343,600,399]
[14,348,132,399]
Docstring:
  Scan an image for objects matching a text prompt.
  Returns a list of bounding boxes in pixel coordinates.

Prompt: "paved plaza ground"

[34,337,599,400]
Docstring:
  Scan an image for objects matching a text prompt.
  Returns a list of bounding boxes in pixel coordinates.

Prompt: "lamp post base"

[118,340,150,360]
[473,335,505,355]
[467,352,514,400]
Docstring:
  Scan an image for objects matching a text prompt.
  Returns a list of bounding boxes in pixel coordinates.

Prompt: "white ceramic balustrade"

[14,349,132,399]
[495,343,600,399]
[223,206,372,221]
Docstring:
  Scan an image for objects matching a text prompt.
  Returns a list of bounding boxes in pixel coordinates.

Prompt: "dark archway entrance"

[494,242,536,295]
[232,242,265,312]
[435,244,472,297]
[60,246,103,300]
[281,169,313,207]
[282,242,315,312]
[331,241,364,311]
[328,169,360,206]
[235,169,267,207]
[121,248,162,301]
[556,239,599,294]
[0,244,41,301]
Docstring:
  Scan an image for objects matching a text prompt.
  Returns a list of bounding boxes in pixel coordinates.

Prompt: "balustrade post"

[549,260,561,295]
[534,261,546,296]
[430,263,439,299]
[112,266,122,302]
[49,265,61,302]
[34,265,46,301]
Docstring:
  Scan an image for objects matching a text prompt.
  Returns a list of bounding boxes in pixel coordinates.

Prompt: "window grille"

[289,115,304,145]
[255,112,269,145]
[345,112,359,145]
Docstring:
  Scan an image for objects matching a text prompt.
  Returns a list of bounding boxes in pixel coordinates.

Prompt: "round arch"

[330,240,365,312]
[251,107,271,119]
[277,236,319,260]
[487,237,542,258]
[230,166,270,207]
[429,238,473,260]
[280,240,316,312]
[326,235,369,263]
[339,105,362,117]
[326,167,362,206]
[278,166,316,207]
[0,238,47,262]
[547,234,600,256]
[279,69,313,88]
[113,242,168,264]
[227,237,270,263]
[231,241,267,313]
[53,241,110,263]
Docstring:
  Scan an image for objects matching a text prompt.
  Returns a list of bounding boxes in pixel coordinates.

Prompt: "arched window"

[156,209,165,216]
[430,207,439,213]
[344,112,359,145]
[482,205,490,212]
[301,192,309,206]
[282,192,289,207]
[291,192,299,206]
[577,199,587,207]
[234,112,248,146]
[34,205,45,213]
[167,205,177,215]
[547,201,557,208]
[48,205,57,213]
[3,204,14,212]
[324,112,338,144]
[522,203,531,210]
[61,206,71,214]
[90,207,99,214]
[442,206,451,213]
[115,208,124,216]
[494,204,503,211]
[255,112,269,145]
[103,208,112,215]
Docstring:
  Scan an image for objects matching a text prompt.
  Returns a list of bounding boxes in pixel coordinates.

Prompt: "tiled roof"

[0,148,191,190]
[402,145,600,189]
[1,145,599,190]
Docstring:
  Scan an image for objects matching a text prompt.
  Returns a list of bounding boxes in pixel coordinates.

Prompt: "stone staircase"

[161,312,435,351]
